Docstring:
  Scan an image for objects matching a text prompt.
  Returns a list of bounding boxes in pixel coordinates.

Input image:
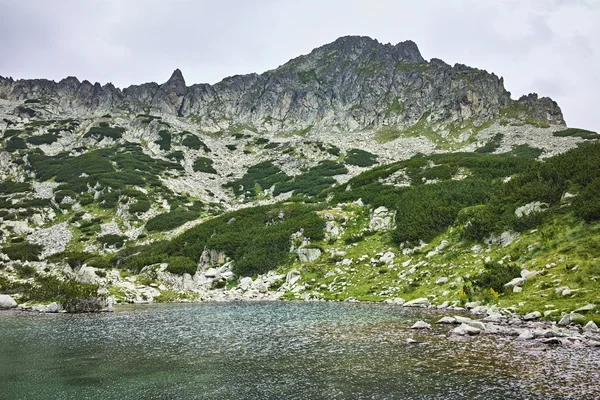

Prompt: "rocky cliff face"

[0,36,564,134]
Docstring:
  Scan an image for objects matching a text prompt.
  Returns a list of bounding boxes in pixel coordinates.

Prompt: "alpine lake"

[1,302,598,399]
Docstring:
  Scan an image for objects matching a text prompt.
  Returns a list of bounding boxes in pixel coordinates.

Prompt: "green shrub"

[225,161,289,197]
[156,130,172,151]
[0,181,30,195]
[3,242,43,261]
[27,133,58,145]
[345,149,377,167]
[146,210,199,232]
[84,125,125,140]
[98,234,127,248]
[327,146,341,156]
[20,275,100,308]
[573,177,600,222]
[273,161,347,197]
[193,157,217,174]
[167,151,185,162]
[553,128,598,140]
[456,205,498,241]
[5,137,27,152]
[226,144,237,151]
[182,134,211,152]
[129,199,151,214]
[14,263,37,278]
[476,133,503,153]
[166,256,197,275]
[118,203,325,277]
[473,261,521,293]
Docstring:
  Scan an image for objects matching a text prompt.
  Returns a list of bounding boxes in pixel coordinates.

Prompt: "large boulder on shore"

[0,295,18,309]
[65,296,112,313]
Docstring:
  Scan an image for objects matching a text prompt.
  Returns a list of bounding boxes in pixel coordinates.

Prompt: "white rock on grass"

[574,304,595,313]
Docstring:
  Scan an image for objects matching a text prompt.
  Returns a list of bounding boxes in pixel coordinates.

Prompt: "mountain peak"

[310,35,425,64]
[166,68,186,86]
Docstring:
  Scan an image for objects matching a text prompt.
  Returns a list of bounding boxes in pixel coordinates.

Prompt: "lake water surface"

[1,302,599,399]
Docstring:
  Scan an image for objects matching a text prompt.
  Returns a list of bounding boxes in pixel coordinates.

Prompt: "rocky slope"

[1,36,598,327]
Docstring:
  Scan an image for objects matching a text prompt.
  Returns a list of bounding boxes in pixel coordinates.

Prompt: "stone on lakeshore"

[436,316,457,324]
[523,311,542,321]
[543,309,559,318]
[410,321,431,329]
[517,330,535,340]
[569,313,587,325]
[437,301,450,309]
[584,321,598,332]
[403,298,430,307]
[558,314,571,326]
[542,337,562,345]
[383,297,406,305]
[482,313,505,323]
[470,305,489,315]
[44,302,61,313]
[452,323,481,336]
[0,295,18,309]
[464,301,480,309]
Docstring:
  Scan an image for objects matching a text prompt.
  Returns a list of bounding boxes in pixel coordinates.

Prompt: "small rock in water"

[410,321,432,329]
[403,298,430,308]
[436,316,457,324]
[452,323,481,336]
[518,330,535,340]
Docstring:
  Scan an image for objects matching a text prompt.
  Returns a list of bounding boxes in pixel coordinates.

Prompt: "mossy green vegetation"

[344,148,378,167]
[552,128,598,140]
[27,143,180,211]
[2,242,43,262]
[155,130,172,151]
[225,161,289,198]
[193,157,217,174]
[145,210,200,232]
[182,133,211,152]
[83,123,126,140]
[273,161,347,197]
[116,203,325,277]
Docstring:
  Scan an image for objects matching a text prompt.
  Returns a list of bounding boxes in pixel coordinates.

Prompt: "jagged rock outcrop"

[0,36,564,134]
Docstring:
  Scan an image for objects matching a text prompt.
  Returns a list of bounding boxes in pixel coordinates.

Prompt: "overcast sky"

[1,0,598,131]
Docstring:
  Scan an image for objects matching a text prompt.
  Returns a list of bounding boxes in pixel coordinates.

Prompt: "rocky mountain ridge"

[0,36,564,136]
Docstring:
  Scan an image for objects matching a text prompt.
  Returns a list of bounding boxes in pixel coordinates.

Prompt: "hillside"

[0,36,599,322]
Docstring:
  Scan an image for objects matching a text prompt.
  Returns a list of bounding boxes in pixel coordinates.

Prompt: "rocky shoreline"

[405,299,600,349]
[3,290,599,350]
